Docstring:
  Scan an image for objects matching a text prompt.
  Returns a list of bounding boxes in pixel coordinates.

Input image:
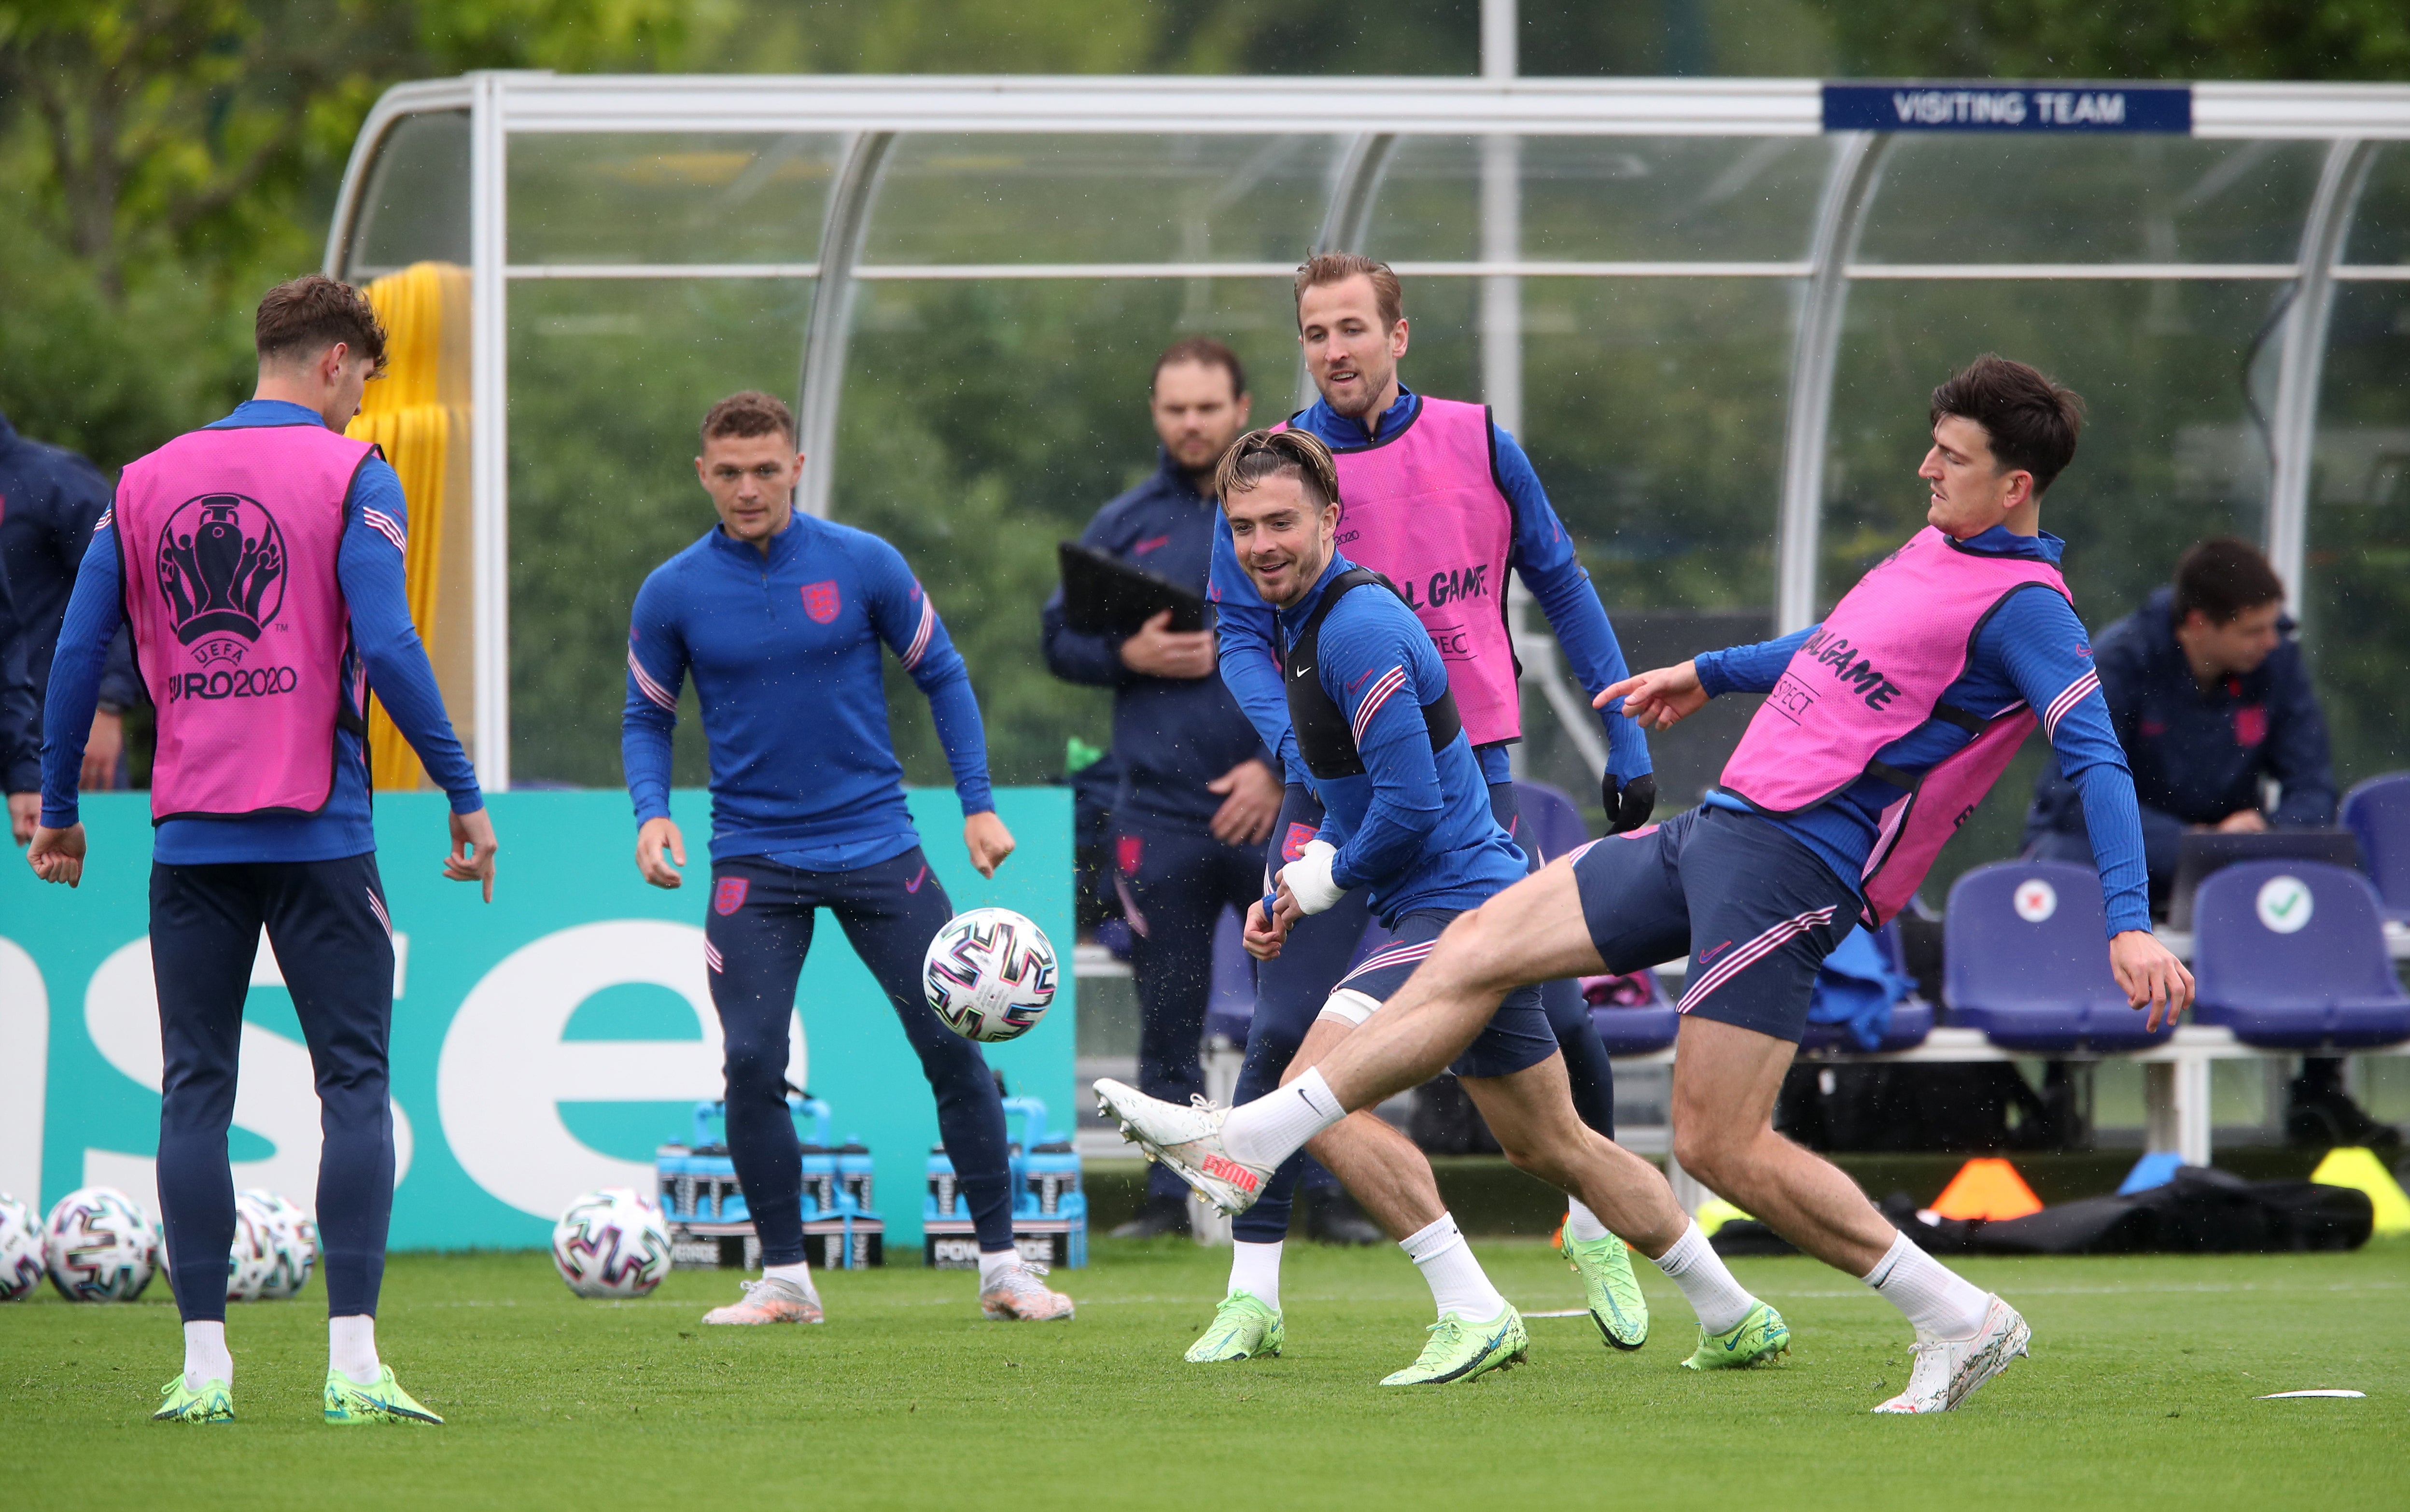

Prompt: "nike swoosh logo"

[904,866,929,893]
[1292,664,1311,679]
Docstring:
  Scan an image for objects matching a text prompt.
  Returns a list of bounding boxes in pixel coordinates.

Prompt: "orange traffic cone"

[1928,1158,2044,1221]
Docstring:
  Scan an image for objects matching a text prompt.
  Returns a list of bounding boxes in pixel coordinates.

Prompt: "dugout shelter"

[323,74,2410,819]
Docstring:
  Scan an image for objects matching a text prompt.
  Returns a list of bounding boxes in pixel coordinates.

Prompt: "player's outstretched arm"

[1598,659,1708,731]
[446,807,498,903]
[26,822,85,886]
[2110,929,2193,1032]
[964,811,1014,878]
[636,814,685,889]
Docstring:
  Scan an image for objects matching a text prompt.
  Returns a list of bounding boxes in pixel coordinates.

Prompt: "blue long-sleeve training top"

[623,511,993,868]
[1212,382,1650,792]
[1041,450,1272,831]
[0,411,141,721]
[41,400,483,862]
[1278,553,1528,924]
[2022,585,2334,888]
[1693,525,2151,937]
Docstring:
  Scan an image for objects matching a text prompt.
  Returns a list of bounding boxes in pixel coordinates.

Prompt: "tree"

[1802,0,2410,83]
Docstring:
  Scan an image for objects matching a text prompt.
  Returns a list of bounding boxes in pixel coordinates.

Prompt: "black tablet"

[1057,541,1208,635]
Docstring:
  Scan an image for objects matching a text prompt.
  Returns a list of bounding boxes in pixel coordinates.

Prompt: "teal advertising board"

[0,788,1073,1251]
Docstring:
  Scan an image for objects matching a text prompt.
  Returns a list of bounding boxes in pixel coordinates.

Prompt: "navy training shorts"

[1319,908,1556,1079]
[1569,805,1860,1044]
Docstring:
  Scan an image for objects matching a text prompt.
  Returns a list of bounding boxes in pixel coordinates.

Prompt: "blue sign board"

[1824,83,2192,134]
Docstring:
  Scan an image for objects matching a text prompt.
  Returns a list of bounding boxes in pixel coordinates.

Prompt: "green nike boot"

[1185,1291,1284,1362]
[1559,1228,1649,1351]
[153,1375,234,1423]
[324,1366,444,1425]
[1380,1304,1528,1386]
[1682,1300,1791,1370]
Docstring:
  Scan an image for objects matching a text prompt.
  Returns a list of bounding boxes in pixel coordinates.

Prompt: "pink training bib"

[115,423,374,823]
[1279,398,1522,746]
[1719,526,2072,925]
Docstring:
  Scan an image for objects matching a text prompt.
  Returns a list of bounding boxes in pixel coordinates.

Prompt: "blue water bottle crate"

[659,1095,883,1269]
[925,1095,1085,1269]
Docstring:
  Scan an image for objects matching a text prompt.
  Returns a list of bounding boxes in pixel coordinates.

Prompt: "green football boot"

[153,1375,234,1423]
[1559,1229,1649,1351]
[1185,1291,1285,1362]
[1681,1300,1791,1371]
[1380,1304,1528,1386]
[323,1366,444,1426]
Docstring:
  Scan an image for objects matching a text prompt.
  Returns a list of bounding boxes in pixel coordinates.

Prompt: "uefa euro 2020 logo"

[158,493,284,665]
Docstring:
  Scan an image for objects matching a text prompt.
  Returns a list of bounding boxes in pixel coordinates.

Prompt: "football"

[0,1193,44,1301]
[235,1190,316,1301]
[923,906,1057,1042]
[552,1187,673,1299]
[43,1187,159,1302]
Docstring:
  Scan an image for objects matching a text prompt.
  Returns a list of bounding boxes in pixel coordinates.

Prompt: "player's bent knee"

[1671,1124,1750,1191]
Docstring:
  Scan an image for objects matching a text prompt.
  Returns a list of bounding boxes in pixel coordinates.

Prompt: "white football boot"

[1093,1079,1273,1216]
[981,1260,1076,1321]
[1871,1294,2031,1414]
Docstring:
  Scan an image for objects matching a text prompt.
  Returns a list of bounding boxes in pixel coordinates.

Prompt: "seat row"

[1582,857,2410,1058]
[1181,779,2410,1061]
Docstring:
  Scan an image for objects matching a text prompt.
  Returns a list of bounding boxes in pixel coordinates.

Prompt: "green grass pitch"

[4,1239,2403,1510]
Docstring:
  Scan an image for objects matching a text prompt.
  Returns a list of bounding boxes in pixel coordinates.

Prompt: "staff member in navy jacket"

[2023,538,2334,894]
[0,411,141,804]
[1043,339,1374,1240]
[1,552,41,840]
[2022,537,2385,1148]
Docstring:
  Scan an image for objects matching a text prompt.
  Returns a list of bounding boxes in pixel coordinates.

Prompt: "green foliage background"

[7,0,2410,859]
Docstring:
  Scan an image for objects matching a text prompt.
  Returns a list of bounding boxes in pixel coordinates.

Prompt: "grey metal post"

[1773,132,1886,634]
[468,73,512,789]
[2265,139,2375,615]
[795,130,897,519]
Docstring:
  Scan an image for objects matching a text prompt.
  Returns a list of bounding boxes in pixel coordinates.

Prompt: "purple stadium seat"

[2340,772,2410,923]
[1582,968,1681,1054]
[2190,860,2410,1050]
[1944,861,2175,1052]
[1510,779,1590,865]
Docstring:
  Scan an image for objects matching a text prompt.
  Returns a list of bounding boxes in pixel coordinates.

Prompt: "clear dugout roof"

[325,75,2410,803]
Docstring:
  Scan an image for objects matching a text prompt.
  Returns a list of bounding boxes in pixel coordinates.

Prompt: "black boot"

[2284,1064,2403,1151]
[1305,1188,1384,1246]
[1109,1193,1192,1239]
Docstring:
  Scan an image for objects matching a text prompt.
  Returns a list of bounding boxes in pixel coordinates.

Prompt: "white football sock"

[1649,1221,1757,1334]
[1227,1240,1284,1311]
[328,1314,380,1386]
[183,1320,232,1390]
[976,1247,1021,1289]
[1222,1068,1345,1170]
[1399,1214,1507,1322]
[762,1260,818,1299]
[1863,1231,1990,1340]
[1564,1198,1612,1243]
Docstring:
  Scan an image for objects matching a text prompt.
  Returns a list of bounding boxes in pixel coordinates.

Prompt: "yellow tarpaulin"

[346,262,471,790]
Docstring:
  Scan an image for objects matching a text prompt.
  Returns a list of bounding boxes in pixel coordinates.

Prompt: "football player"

[622,391,1071,1326]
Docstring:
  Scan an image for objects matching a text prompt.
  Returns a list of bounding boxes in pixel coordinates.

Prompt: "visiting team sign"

[0,788,1075,1251]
